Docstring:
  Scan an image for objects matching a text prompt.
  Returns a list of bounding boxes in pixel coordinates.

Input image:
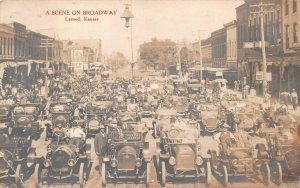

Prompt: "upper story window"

[293,22,298,43]
[285,0,289,15]
[293,0,297,13]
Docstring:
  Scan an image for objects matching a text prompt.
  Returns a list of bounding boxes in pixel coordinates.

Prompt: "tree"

[108,52,128,73]
[138,38,177,71]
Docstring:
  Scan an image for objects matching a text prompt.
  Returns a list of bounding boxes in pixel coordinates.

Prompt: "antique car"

[172,96,189,117]
[102,130,151,187]
[84,102,109,137]
[221,101,258,133]
[7,114,41,140]
[173,80,188,96]
[0,133,36,186]
[259,124,300,185]
[0,105,12,122]
[187,79,202,95]
[209,131,271,186]
[158,123,211,186]
[152,109,177,138]
[34,129,91,187]
[199,103,222,135]
[45,103,74,140]
[13,103,42,121]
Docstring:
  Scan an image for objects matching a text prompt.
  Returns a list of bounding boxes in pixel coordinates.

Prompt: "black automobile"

[101,130,151,187]
[7,115,41,140]
[84,103,110,137]
[45,103,74,140]
[0,105,12,122]
[0,134,36,186]
[34,131,91,188]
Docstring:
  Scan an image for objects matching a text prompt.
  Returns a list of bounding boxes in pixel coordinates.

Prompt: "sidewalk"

[232,90,300,118]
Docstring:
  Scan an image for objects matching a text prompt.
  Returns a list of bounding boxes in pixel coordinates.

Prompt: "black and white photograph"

[0,0,300,187]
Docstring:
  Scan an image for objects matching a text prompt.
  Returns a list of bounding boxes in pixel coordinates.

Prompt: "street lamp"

[121,4,134,78]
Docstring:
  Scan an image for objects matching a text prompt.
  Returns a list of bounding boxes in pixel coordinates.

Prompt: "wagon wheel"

[161,161,166,187]
[15,164,24,186]
[146,162,150,187]
[206,161,212,186]
[101,163,106,187]
[220,164,228,187]
[261,162,271,185]
[79,162,86,188]
[272,162,282,185]
[34,164,42,188]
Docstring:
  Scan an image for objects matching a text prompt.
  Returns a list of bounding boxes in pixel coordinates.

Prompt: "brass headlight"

[136,158,142,167]
[231,159,238,167]
[68,159,76,167]
[44,159,51,167]
[169,156,176,166]
[110,158,118,168]
[195,156,203,166]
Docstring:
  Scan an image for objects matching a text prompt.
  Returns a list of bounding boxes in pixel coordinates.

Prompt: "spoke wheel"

[206,161,212,186]
[161,161,166,187]
[221,165,228,187]
[15,164,24,186]
[261,163,271,185]
[79,162,86,188]
[102,163,106,187]
[34,164,42,188]
[145,162,150,187]
[272,162,282,185]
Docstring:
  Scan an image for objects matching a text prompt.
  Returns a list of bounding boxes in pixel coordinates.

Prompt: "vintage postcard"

[0,0,299,187]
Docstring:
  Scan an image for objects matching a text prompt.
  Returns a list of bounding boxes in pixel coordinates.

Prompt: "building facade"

[224,20,238,69]
[211,28,227,68]
[0,23,14,62]
[281,0,300,93]
[236,0,282,95]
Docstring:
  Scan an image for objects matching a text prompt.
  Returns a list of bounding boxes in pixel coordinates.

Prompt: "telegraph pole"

[250,0,274,95]
[198,31,203,82]
[40,38,54,68]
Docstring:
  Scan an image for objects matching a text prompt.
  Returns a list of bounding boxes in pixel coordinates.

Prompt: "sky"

[0,0,244,60]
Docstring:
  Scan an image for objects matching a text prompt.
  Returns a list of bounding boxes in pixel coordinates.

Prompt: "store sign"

[256,72,272,81]
[216,71,223,77]
[243,42,255,48]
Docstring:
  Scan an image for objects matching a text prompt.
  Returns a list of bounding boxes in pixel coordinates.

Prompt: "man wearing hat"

[214,123,236,156]
[94,124,108,176]
[291,89,298,110]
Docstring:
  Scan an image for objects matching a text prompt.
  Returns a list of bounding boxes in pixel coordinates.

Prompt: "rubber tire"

[15,164,24,186]
[102,163,106,187]
[261,163,271,186]
[34,164,42,188]
[146,162,150,187]
[206,161,212,186]
[221,165,228,187]
[273,162,282,185]
[79,162,85,188]
[161,161,166,187]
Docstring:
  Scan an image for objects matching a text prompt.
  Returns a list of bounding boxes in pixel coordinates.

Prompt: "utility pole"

[250,0,274,95]
[40,38,54,68]
[198,31,203,82]
[193,30,205,82]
